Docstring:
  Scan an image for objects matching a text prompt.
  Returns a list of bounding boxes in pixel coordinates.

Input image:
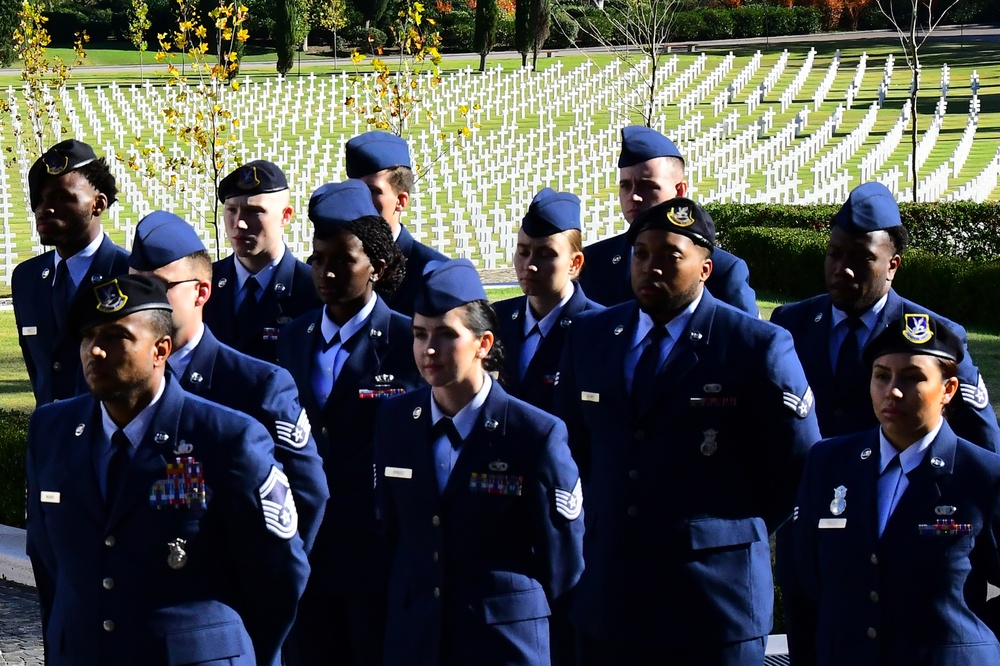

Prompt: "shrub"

[725,226,828,299]
[0,410,29,529]
[575,8,616,47]
[496,15,516,48]
[670,10,705,42]
[699,8,735,40]
[544,7,579,49]
[794,6,823,34]
[43,10,87,43]
[440,10,476,52]
[767,6,797,37]
[342,24,387,51]
[732,5,766,38]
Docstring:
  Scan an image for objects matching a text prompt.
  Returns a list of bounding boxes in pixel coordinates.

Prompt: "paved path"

[0,581,42,665]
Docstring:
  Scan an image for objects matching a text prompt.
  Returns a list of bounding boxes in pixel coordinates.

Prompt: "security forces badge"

[667,205,694,228]
[95,279,128,313]
[43,150,70,175]
[237,165,260,190]
[903,314,932,344]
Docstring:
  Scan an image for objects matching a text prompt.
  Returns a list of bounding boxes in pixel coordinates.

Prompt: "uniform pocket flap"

[479,587,552,625]
[688,517,767,551]
[165,620,247,664]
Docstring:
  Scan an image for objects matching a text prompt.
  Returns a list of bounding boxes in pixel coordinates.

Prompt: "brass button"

[102,578,114,590]
[322,427,328,437]
[867,627,877,639]
[870,553,878,565]
[52,362,62,371]
[105,536,116,547]
[103,620,115,632]
[432,552,439,562]
[433,587,441,598]
[869,591,878,603]
[431,515,441,527]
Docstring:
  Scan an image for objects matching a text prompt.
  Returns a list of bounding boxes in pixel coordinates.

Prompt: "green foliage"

[670,10,705,42]
[544,5,577,49]
[795,6,823,34]
[699,8,734,40]
[353,0,387,26]
[514,0,530,56]
[0,409,29,529]
[276,0,302,74]
[725,226,828,300]
[496,13,515,47]
[573,7,615,47]
[43,9,86,42]
[767,6,797,37]
[342,23,387,49]
[732,5,765,38]
[0,0,14,67]
[473,0,499,58]
[441,9,475,52]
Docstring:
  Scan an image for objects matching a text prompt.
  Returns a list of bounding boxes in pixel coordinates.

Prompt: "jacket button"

[103,620,115,632]
[869,591,878,603]
[52,361,62,371]
[102,577,114,590]
[629,469,639,480]
[627,506,638,517]
[105,536,116,547]
[431,515,440,527]
[432,552,439,562]
[634,431,645,441]
[867,627,877,639]
[322,427,328,437]
[433,587,441,598]
[870,553,878,565]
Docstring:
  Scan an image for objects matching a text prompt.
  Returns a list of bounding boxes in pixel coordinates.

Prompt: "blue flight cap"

[218,160,289,202]
[832,182,902,233]
[68,274,173,336]
[414,259,487,316]
[345,131,412,178]
[862,311,964,366]
[618,126,684,168]
[29,139,116,209]
[522,188,581,237]
[129,211,206,271]
[627,197,715,251]
[308,180,380,237]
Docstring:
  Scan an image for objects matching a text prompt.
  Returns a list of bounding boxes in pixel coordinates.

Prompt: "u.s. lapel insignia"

[830,485,847,515]
[485,418,499,431]
[511,310,519,320]
[560,318,571,328]
[41,268,50,279]
[154,432,170,444]
[903,314,932,344]
[94,279,128,313]
[488,460,509,472]
[612,255,622,265]
[700,429,718,456]
[690,330,703,341]
[173,440,194,455]
[189,372,203,384]
[90,274,103,283]
[217,278,227,288]
[613,325,624,336]
[703,383,722,393]
[370,328,383,337]
[412,407,422,419]
[74,423,85,436]
[275,282,286,293]
[930,457,945,468]
[935,505,957,516]
[814,312,823,323]
[860,448,872,460]
[167,538,188,569]
[307,323,316,333]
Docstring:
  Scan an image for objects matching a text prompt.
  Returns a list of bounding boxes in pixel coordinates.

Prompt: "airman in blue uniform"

[276,180,423,665]
[345,131,449,316]
[770,182,1000,452]
[26,275,309,666]
[493,188,603,414]
[578,126,758,316]
[790,311,1000,665]
[374,259,585,665]
[127,210,329,553]
[556,198,819,664]
[203,160,320,363]
[12,139,129,405]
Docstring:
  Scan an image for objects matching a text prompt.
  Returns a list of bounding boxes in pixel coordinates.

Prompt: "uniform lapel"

[324,300,389,408]
[521,286,587,389]
[178,326,221,394]
[501,297,528,390]
[442,382,509,500]
[289,311,325,417]
[212,257,239,342]
[881,423,956,543]
[799,298,836,401]
[610,235,632,304]
[64,400,107,525]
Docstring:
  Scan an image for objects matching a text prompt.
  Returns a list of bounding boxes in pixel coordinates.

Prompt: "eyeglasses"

[162,278,201,291]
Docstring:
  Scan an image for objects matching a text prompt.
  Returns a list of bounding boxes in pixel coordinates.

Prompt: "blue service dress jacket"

[12,236,130,405]
[203,249,320,364]
[25,376,310,666]
[175,324,329,554]
[492,282,604,414]
[374,382,586,666]
[771,289,1000,453]
[384,225,449,317]
[578,232,759,316]
[276,297,422,597]
[791,422,1000,666]
[554,291,820,650]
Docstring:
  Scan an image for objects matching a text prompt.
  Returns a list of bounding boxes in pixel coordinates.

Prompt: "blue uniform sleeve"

[24,411,56,640]
[713,254,759,318]
[218,418,310,666]
[949,335,1000,453]
[788,446,822,666]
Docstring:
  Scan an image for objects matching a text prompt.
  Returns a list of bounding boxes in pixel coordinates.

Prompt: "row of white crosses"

[859,100,911,183]
[946,144,1000,203]
[713,50,762,116]
[845,51,868,110]
[745,49,789,115]
[678,53,735,117]
[876,54,895,108]
[813,49,841,111]
[779,48,816,114]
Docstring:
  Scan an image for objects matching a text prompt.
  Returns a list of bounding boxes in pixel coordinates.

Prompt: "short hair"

[458,300,506,381]
[315,215,407,298]
[885,225,910,255]
[183,250,213,280]
[564,229,583,255]
[385,165,414,196]
[77,157,119,206]
[146,308,176,340]
[664,155,685,175]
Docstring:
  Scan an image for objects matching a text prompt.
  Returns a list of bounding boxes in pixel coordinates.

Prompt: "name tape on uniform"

[385,466,413,479]
[581,391,600,403]
[818,518,846,529]
[41,491,61,503]
[22,326,38,336]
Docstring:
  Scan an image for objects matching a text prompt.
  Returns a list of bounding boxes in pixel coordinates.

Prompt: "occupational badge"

[167,539,188,570]
[700,429,718,456]
[829,485,847,516]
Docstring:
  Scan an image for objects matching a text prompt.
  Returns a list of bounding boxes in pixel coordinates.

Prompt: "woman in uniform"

[277,180,422,666]
[791,311,1000,665]
[373,258,585,665]
[492,188,602,413]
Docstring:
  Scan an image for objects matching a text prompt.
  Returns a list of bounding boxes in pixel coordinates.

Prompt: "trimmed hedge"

[0,410,29,529]
[705,202,1000,261]
[726,226,1000,330]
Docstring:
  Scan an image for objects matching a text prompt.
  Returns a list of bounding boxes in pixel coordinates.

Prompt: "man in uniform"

[13,139,129,405]
[128,210,329,553]
[771,181,1000,452]
[25,275,309,665]
[578,126,759,316]
[203,160,320,363]
[345,131,448,316]
[556,198,820,664]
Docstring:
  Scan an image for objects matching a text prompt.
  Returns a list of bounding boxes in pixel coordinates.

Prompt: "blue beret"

[627,197,715,251]
[29,139,113,209]
[618,126,683,168]
[68,274,172,336]
[345,131,411,178]
[129,211,206,271]
[414,259,487,317]
[832,182,902,233]
[862,311,964,366]
[522,188,581,237]
[308,180,380,236]
[218,160,288,201]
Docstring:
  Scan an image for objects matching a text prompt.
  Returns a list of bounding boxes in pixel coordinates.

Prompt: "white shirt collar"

[167,322,206,377]
[320,292,379,346]
[100,377,167,450]
[523,289,574,338]
[631,290,703,351]
[878,416,944,474]
[831,292,889,332]
[233,244,285,292]
[430,372,493,440]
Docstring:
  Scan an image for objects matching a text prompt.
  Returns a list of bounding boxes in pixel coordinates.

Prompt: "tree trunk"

[521,52,527,67]
[479,53,486,71]
[910,20,919,203]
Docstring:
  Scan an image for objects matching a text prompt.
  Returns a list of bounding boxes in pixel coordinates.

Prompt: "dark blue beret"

[627,197,715,251]
[29,139,113,209]
[308,180,380,236]
[862,311,964,366]
[618,126,684,168]
[129,211,206,271]
[69,274,173,335]
[522,188,581,237]
[345,131,411,178]
[218,160,288,201]
[414,259,487,317]
[832,182,902,233]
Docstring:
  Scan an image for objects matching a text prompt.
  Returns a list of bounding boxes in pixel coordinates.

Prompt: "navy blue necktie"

[433,417,462,450]
[106,430,130,510]
[632,326,667,415]
[836,317,864,395]
[52,261,73,331]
